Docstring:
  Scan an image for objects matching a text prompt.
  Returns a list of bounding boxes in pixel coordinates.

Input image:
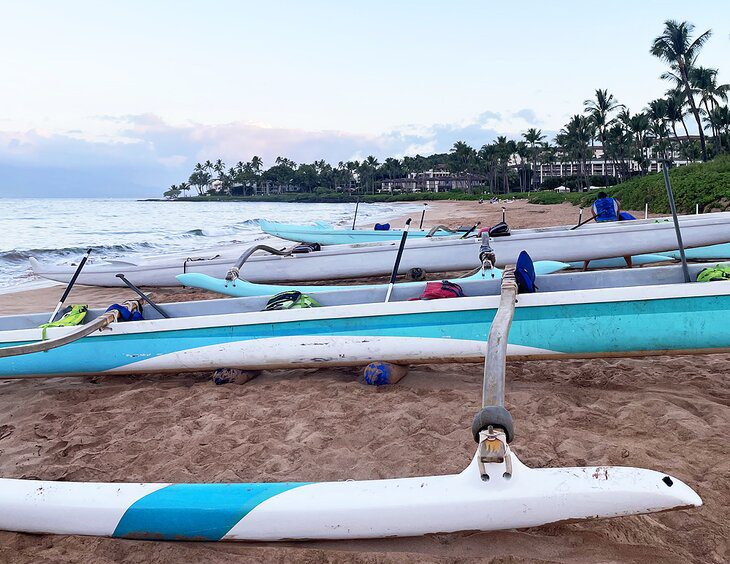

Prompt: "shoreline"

[0,200,725,563]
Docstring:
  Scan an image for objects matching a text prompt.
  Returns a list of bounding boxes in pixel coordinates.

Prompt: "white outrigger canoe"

[3,262,730,378]
[28,212,730,287]
[0,268,701,541]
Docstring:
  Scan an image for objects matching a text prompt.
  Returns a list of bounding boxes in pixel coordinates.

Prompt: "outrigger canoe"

[259,218,467,244]
[3,263,730,378]
[29,212,730,287]
[175,261,570,297]
[0,268,701,541]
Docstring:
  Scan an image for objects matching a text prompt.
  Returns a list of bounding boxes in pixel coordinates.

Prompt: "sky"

[0,0,729,197]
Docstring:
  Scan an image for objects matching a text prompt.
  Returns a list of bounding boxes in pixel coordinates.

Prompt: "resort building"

[380,169,487,193]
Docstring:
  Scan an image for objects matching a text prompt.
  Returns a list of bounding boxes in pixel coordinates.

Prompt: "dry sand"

[0,199,727,563]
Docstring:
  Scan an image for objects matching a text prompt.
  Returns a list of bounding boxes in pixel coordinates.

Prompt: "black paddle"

[384,218,412,303]
[351,197,360,230]
[47,249,92,323]
[662,160,690,283]
[116,274,170,318]
[569,215,596,231]
[419,204,428,229]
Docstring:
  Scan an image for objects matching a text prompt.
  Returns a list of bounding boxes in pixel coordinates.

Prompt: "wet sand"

[0,199,727,563]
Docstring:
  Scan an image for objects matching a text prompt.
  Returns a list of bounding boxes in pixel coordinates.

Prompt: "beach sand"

[0,199,727,563]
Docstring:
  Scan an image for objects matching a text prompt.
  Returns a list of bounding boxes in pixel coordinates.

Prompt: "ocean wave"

[180,221,258,238]
[0,243,157,264]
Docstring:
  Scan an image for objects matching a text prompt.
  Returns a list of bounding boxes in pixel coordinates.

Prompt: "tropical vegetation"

[163,20,728,201]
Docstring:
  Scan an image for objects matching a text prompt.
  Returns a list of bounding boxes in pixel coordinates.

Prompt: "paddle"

[115,274,171,318]
[418,203,428,229]
[569,215,596,231]
[47,249,92,323]
[351,197,360,230]
[384,218,412,303]
[662,160,690,283]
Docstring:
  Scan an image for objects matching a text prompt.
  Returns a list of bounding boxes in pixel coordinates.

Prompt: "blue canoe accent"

[113,482,309,540]
[657,243,730,260]
[2,294,730,377]
[567,254,673,269]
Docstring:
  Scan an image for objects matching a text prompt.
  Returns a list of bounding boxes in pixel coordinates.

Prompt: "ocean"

[0,198,415,288]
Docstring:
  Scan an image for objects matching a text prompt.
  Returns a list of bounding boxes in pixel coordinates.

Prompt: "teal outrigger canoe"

[175,261,570,297]
[2,263,730,378]
[259,219,472,244]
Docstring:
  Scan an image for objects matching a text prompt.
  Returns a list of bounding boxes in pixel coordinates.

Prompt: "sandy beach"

[0,199,727,563]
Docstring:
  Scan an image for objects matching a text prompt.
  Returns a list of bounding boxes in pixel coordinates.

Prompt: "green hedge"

[608,156,730,214]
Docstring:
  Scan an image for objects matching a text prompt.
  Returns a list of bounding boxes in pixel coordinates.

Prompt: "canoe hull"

[259,219,454,244]
[175,260,570,298]
[3,281,730,378]
[0,452,700,541]
[30,212,730,286]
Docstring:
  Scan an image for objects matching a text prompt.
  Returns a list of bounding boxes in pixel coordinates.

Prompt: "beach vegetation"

[163,20,728,205]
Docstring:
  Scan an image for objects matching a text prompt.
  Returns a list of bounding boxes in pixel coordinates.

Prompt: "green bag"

[39,304,88,339]
[264,291,321,311]
[696,264,730,283]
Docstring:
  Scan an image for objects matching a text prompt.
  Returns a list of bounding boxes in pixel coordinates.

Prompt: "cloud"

[0,110,544,197]
[513,108,539,124]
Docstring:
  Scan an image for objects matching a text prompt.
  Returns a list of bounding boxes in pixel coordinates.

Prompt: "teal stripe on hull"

[113,482,308,540]
[2,294,730,376]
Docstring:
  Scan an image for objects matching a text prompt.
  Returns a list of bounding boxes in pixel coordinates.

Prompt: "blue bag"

[374,223,391,231]
[514,251,537,293]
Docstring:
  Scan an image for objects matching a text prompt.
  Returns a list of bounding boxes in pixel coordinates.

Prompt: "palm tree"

[665,87,691,137]
[628,112,651,173]
[650,20,713,160]
[690,66,730,151]
[448,142,477,175]
[707,105,730,153]
[213,159,226,179]
[522,128,545,189]
[557,115,593,190]
[584,89,623,187]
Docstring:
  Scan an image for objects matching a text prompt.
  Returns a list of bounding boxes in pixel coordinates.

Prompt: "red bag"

[410,280,465,300]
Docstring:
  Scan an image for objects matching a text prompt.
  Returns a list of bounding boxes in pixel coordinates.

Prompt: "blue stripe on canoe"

[112,482,309,541]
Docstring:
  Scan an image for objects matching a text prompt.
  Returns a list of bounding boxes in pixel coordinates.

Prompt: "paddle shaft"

[48,249,92,323]
[662,161,691,283]
[384,218,412,303]
[115,274,170,318]
[419,204,427,229]
[569,215,596,231]
[352,198,359,230]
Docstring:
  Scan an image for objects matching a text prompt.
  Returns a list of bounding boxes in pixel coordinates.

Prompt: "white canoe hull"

[29,212,730,286]
[0,451,700,541]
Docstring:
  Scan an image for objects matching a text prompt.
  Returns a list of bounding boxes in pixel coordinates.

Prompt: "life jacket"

[592,197,619,222]
[697,265,730,282]
[374,223,391,231]
[291,243,321,253]
[410,280,465,300]
[39,304,88,340]
[264,291,321,310]
[514,251,537,293]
